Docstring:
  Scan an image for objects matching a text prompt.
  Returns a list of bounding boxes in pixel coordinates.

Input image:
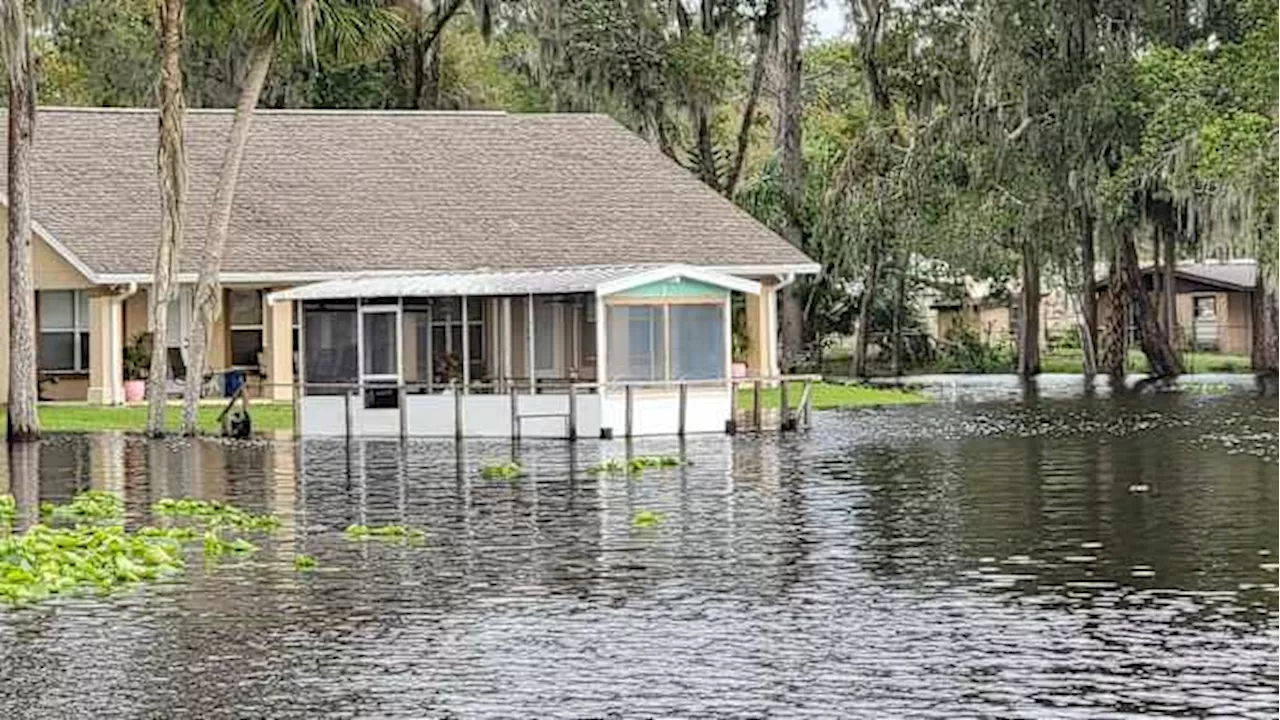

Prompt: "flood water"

[1,381,1276,718]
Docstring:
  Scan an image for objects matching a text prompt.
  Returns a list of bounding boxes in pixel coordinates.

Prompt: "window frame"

[38,290,91,374]
[227,289,265,369]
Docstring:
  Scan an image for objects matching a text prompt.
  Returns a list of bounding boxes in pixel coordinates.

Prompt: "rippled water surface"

[1,385,1276,718]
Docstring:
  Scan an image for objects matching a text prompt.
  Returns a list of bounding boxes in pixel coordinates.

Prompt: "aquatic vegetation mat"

[479,461,524,480]
[587,456,683,476]
[343,524,426,544]
[0,491,280,605]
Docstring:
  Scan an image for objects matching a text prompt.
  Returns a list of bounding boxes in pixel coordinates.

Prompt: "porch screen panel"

[670,304,725,380]
[362,312,397,377]
[303,302,357,393]
[606,305,666,381]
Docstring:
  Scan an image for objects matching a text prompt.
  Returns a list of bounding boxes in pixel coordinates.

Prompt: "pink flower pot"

[731,362,748,378]
[124,380,146,403]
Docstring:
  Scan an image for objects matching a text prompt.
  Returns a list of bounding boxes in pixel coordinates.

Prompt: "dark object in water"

[222,409,252,439]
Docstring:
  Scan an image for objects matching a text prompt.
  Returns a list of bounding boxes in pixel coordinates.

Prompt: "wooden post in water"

[780,379,791,431]
[727,380,738,435]
[677,382,687,437]
[567,383,578,440]
[625,384,634,438]
[344,388,355,439]
[510,390,520,441]
[453,383,463,440]
[398,385,408,440]
[752,379,762,431]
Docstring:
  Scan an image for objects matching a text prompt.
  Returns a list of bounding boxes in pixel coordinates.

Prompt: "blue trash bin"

[224,369,245,397]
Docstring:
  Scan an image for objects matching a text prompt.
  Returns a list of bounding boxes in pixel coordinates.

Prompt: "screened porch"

[270,265,770,438]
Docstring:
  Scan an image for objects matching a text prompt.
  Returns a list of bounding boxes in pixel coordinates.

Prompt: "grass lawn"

[737,381,928,410]
[1040,348,1251,374]
[32,403,295,434]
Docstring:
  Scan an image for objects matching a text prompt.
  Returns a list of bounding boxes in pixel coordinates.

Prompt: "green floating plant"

[51,490,124,523]
[0,494,15,529]
[0,524,186,604]
[152,498,280,532]
[631,510,664,528]
[479,461,524,480]
[343,524,426,545]
[201,529,258,558]
[293,554,318,571]
[588,456,682,477]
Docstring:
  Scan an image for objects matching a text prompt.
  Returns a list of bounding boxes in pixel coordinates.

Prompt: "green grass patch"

[31,403,295,434]
[737,381,928,410]
[1040,348,1251,374]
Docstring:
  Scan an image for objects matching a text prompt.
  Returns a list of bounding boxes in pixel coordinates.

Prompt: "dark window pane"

[79,333,90,372]
[303,308,357,391]
[362,312,396,376]
[39,332,75,371]
[228,289,263,326]
[231,329,263,367]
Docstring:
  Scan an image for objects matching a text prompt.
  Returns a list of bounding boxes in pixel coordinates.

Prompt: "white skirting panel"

[299,392,607,438]
[598,387,731,436]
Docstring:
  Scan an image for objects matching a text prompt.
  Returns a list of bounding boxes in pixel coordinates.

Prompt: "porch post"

[526,293,535,392]
[744,281,779,378]
[263,293,293,402]
[461,294,471,391]
[87,292,125,405]
[502,297,512,390]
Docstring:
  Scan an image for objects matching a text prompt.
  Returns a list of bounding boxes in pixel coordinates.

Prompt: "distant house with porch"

[1,108,817,436]
[1096,260,1258,354]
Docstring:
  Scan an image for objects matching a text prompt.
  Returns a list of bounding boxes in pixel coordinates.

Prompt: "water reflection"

[0,394,1276,718]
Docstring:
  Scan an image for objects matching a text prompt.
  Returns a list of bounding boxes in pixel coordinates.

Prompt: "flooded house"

[3,108,818,437]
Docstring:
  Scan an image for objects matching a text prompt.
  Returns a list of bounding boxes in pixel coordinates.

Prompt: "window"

[425,297,484,383]
[671,304,725,380]
[607,305,666,381]
[38,291,90,372]
[606,302,726,382]
[302,301,357,393]
[228,289,264,367]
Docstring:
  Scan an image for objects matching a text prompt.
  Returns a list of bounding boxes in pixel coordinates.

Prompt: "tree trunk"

[1251,265,1278,383]
[694,106,718,191]
[181,40,274,435]
[1016,237,1041,377]
[851,254,880,378]
[1163,225,1177,344]
[891,257,906,376]
[775,0,804,369]
[1117,228,1182,379]
[420,37,441,109]
[722,0,776,198]
[148,0,188,436]
[1079,209,1097,376]
[5,7,38,442]
[1101,261,1128,383]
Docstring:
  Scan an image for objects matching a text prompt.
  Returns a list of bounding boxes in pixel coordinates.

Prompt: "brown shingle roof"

[6,108,815,280]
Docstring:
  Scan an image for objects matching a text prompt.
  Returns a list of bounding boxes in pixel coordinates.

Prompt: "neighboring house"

[1096,260,1257,354]
[1,108,817,436]
[926,280,1074,349]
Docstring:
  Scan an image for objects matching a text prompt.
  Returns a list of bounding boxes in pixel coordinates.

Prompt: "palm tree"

[147,0,189,436]
[180,0,403,434]
[2,0,39,441]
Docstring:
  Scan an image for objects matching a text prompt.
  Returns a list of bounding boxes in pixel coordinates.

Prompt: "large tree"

[3,0,39,440]
[148,0,190,436]
[180,0,403,434]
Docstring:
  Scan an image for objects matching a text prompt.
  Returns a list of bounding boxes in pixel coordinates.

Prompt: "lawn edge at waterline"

[16,383,926,435]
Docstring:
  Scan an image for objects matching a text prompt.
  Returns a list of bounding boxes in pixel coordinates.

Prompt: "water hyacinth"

[343,524,426,544]
[152,498,280,532]
[631,510,664,528]
[478,461,523,480]
[50,490,124,522]
[588,456,682,476]
[0,524,185,604]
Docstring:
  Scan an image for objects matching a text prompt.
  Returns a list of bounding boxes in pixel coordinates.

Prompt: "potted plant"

[122,333,150,402]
